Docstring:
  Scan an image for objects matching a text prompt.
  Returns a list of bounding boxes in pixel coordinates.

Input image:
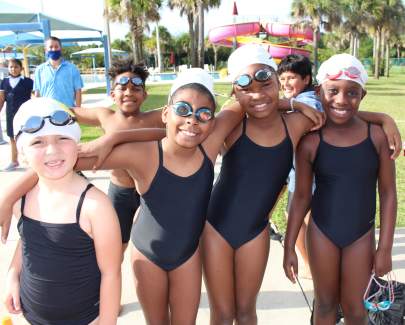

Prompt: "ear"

[161,105,169,124]
[303,75,311,87]
[315,85,321,97]
[361,89,367,99]
[110,88,115,100]
[143,89,148,100]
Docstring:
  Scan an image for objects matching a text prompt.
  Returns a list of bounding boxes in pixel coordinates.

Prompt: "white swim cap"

[14,98,81,151]
[316,53,368,89]
[228,44,278,81]
[169,68,215,103]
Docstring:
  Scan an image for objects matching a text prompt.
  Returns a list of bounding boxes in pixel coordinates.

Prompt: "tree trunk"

[380,30,385,76]
[193,10,199,67]
[397,43,400,59]
[385,41,390,78]
[187,14,195,67]
[313,26,320,75]
[373,35,377,62]
[350,34,354,56]
[156,22,163,72]
[374,29,381,79]
[197,1,204,68]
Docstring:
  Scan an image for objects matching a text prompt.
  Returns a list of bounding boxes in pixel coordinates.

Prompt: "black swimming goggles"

[115,76,144,87]
[16,110,76,139]
[172,101,214,123]
[233,69,273,88]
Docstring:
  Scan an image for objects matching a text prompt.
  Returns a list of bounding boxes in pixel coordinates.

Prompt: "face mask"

[47,50,62,61]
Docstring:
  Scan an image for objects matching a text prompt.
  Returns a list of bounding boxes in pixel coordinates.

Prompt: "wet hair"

[45,36,62,47]
[278,54,313,90]
[170,83,216,110]
[8,58,23,68]
[109,58,149,85]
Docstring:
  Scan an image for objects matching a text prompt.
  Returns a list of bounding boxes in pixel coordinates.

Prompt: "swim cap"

[228,44,278,81]
[169,68,215,103]
[14,98,81,151]
[316,53,368,89]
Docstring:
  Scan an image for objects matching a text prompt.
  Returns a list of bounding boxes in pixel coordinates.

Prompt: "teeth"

[45,160,63,167]
[181,130,197,137]
[254,103,267,111]
[332,109,348,116]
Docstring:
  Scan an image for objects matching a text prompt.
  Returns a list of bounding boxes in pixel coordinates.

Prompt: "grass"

[82,74,405,230]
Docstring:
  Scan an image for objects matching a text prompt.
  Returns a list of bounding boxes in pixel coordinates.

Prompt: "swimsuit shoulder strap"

[242,115,247,134]
[157,140,164,166]
[21,195,26,215]
[75,184,94,223]
[280,115,291,139]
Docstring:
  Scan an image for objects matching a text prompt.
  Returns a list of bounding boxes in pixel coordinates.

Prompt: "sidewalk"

[0,94,404,324]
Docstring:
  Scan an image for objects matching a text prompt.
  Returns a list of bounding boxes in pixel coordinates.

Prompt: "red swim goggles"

[325,66,362,80]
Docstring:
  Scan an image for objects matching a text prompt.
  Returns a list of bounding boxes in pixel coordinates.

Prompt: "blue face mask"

[47,50,62,61]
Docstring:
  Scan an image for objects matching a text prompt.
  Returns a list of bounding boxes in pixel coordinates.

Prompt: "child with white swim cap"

[4,97,122,325]
[284,53,397,324]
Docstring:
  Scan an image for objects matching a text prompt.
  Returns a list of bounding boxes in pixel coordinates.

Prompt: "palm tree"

[291,0,341,72]
[168,0,220,68]
[107,0,162,63]
[363,0,405,78]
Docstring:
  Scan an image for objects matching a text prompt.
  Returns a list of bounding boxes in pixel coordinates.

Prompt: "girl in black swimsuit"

[284,54,397,325]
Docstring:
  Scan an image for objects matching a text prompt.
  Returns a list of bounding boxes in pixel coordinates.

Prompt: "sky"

[3,0,294,42]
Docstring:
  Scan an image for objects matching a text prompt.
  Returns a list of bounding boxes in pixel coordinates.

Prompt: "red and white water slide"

[208,22,314,60]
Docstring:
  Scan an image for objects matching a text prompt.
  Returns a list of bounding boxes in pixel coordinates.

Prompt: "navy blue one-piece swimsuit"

[312,124,379,248]
[131,141,214,271]
[207,116,293,249]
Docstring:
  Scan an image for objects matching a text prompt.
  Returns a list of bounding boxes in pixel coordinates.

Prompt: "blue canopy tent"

[0,2,112,93]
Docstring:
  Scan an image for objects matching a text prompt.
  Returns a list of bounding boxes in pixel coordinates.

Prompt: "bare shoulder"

[297,131,320,162]
[81,185,115,222]
[370,123,388,153]
[141,109,164,127]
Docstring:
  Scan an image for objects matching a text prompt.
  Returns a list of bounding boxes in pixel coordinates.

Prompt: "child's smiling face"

[111,72,147,116]
[279,71,311,99]
[233,64,280,119]
[318,79,366,124]
[162,88,215,149]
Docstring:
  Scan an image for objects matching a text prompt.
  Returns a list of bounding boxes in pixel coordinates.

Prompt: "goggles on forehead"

[115,76,144,87]
[16,110,76,139]
[325,66,362,81]
[233,69,273,88]
[363,273,395,313]
[172,101,213,123]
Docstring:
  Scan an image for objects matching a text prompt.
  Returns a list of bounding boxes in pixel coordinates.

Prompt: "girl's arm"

[0,170,38,243]
[78,128,166,170]
[283,133,318,283]
[86,189,121,324]
[202,101,245,160]
[371,125,397,277]
[357,111,402,159]
[4,240,23,314]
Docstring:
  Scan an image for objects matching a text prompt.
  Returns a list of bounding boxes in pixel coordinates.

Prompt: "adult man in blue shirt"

[34,36,83,107]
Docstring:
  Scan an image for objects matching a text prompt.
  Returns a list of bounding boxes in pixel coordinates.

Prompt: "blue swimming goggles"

[172,101,214,123]
[16,110,76,139]
[363,273,394,313]
[115,76,144,87]
[233,69,273,88]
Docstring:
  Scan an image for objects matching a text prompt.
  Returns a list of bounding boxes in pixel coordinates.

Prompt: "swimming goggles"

[363,273,395,313]
[326,66,362,80]
[233,69,273,88]
[16,110,76,138]
[115,76,144,87]
[172,101,214,123]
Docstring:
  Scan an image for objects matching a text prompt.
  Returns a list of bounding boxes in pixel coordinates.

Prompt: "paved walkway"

[0,94,404,324]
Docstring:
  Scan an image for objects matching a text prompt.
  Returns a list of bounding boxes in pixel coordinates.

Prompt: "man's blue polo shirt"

[34,59,83,107]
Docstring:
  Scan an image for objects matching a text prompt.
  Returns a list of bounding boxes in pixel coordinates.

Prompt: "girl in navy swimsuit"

[284,54,397,325]
[203,44,325,325]
[4,98,122,325]
[75,68,246,324]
